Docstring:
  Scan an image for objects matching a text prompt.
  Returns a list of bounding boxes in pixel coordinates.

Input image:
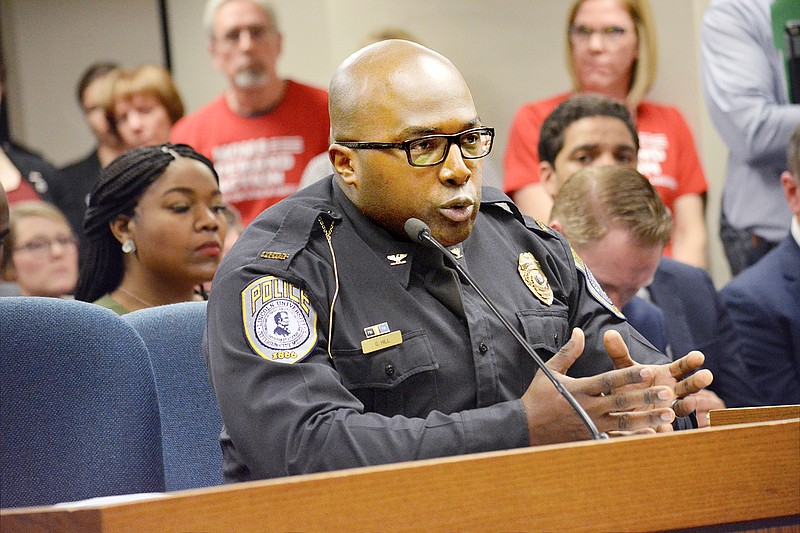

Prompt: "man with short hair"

[171,0,330,226]
[720,124,800,405]
[538,94,638,205]
[206,40,711,481]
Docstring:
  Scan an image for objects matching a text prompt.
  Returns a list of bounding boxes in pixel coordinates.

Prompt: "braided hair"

[75,143,218,302]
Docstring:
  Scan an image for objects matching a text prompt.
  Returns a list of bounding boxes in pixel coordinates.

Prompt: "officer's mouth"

[439,197,475,223]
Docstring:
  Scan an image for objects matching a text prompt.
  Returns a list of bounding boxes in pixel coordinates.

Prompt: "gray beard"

[234,68,270,89]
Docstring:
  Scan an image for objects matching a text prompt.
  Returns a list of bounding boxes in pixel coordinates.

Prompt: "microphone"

[404,218,607,440]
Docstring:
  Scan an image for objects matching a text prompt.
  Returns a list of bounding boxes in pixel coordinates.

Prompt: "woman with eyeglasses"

[0,201,79,298]
[503,0,708,270]
[74,143,228,315]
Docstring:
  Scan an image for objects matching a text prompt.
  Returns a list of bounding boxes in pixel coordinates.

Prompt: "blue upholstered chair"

[0,297,164,508]
[123,301,224,491]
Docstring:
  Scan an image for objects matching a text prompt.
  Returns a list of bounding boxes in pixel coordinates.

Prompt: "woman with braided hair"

[75,143,228,314]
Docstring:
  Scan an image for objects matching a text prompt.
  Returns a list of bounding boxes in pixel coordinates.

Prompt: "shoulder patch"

[570,246,625,319]
[241,276,318,364]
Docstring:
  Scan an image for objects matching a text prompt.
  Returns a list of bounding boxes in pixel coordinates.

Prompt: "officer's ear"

[330,144,358,186]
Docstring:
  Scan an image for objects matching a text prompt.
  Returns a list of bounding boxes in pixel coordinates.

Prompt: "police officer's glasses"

[336,127,495,167]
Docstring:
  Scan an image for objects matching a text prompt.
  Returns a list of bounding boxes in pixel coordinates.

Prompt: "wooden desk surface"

[2,418,799,532]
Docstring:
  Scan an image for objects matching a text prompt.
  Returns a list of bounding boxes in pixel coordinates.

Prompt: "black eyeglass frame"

[335,127,495,167]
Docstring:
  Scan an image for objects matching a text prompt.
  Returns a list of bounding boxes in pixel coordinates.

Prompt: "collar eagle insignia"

[387,253,408,266]
[518,252,553,306]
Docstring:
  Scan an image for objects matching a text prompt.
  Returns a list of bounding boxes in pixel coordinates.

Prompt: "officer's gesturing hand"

[521,328,676,446]
[602,329,714,431]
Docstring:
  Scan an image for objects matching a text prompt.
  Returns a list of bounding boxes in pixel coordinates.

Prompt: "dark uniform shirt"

[205,177,670,481]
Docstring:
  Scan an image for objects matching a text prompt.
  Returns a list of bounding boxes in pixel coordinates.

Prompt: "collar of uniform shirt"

[331,182,416,288]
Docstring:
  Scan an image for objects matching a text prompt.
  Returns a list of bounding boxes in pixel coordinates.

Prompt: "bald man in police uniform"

[206,40,711,481]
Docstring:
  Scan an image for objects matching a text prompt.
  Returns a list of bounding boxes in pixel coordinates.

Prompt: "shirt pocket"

[330,329,439,417]
[516,308,570,359]
[331,329,438,389]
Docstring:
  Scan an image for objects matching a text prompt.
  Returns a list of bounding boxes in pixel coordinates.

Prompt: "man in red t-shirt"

[171,0,330,226]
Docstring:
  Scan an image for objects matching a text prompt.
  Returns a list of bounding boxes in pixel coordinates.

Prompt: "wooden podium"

[2,416,798,532]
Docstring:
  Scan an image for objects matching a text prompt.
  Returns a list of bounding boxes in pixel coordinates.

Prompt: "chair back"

[0,297,164,508]
[124,301,224,490]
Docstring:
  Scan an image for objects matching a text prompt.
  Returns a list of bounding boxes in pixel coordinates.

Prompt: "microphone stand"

[405,218,607,440]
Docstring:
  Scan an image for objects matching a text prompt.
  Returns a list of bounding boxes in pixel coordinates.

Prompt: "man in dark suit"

[720,125,800,405]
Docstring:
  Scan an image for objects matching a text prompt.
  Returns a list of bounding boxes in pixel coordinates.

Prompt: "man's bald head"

[329,40,472,141]
[327,39,484,248]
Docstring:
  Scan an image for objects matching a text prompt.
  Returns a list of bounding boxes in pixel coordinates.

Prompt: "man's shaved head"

[327,39,485,247]
[329,40,472,142]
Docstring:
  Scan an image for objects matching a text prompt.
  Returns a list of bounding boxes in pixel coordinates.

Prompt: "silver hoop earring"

[122,239,136,254]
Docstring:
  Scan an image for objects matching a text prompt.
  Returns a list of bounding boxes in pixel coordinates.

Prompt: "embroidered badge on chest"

[518,252,553,306]
[241,275,318,364]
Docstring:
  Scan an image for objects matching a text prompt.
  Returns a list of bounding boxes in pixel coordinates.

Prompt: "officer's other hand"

[603,329,714,431]
[521,328,675,446]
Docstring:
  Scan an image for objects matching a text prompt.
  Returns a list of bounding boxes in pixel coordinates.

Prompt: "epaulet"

[255,203,341,273]
[524,215,558,238]
[480,186,558,239]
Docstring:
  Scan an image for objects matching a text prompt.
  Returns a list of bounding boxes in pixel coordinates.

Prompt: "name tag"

[361,330,403,355]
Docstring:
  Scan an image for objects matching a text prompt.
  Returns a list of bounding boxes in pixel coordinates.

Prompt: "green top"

[93,294,130,316]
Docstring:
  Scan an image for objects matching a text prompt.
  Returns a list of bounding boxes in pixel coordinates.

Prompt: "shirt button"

[385,364,395,376]
[478,343,488,354]
[554,333,559,344]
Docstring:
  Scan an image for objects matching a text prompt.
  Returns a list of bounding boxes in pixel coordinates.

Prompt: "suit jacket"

[720,235,800,405]
[622,296,668,354]
[649,258,765,407]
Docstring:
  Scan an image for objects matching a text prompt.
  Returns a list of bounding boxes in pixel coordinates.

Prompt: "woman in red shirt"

[504,0,708,268]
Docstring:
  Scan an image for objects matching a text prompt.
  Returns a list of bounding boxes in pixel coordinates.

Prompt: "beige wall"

[0,0,163,164]
[1,0,730,283]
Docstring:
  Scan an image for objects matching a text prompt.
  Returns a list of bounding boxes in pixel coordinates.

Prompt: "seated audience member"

[107,65,185,149]
[75,143,228,314]
[0,201,78,298]
[504,0,707,268]
[170,0,331,227]
[53,62,125,236]
[205,39,712,482]
[720,125,800,405]
[550,166,764,417]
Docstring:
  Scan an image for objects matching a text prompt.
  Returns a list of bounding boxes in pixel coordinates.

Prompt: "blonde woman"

[1,201,78,298]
